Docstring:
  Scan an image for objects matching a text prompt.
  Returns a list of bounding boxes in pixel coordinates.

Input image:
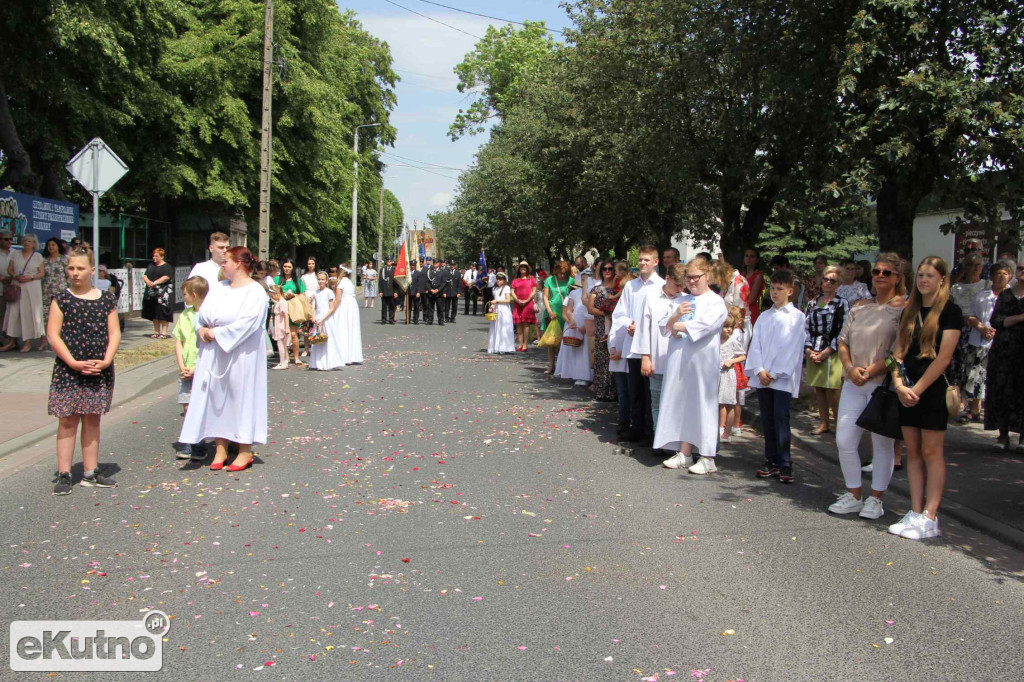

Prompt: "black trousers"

[381,295,396,323]
[448,295,458,322]
[464,287,478,315]
[423,294,436,323]
[481,286,493,311]
[435,295,447,324]
[626,358,654,438]
[411,295,421,322]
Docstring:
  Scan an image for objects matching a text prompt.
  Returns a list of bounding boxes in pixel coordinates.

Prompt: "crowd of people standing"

[496,242,1023,542]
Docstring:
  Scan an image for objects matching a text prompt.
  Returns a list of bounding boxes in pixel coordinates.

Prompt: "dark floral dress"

[42,255,69,327]
[984,288,1024,435]
[590,284,617,401]
[141,262,174,322]
[48,289,117,418]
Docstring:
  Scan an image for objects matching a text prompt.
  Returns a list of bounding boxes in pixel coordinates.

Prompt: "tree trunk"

[717,190,744,264]
[0,75,37,193]
[876,174,931,260]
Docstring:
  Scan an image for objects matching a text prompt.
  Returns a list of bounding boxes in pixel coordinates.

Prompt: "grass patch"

[115,339,175,370]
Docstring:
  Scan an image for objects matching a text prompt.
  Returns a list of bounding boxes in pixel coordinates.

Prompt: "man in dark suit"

[447,262,461,323]
[378,255,398,324]
[433,256,449,326]
[409,260,423,324]
[423,258,439,325]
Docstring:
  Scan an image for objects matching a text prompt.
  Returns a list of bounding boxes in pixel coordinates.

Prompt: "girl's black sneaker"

[80,472,117,488]
[53,472,73,495]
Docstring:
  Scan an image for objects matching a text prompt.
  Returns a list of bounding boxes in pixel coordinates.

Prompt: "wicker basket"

[306,326,329,345]
[485,312,498,321]
[562,336,583,347]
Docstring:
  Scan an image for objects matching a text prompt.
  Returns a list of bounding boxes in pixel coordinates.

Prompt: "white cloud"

[431,192,453,207]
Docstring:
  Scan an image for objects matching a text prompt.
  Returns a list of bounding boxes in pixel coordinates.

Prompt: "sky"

[337,0,570,228]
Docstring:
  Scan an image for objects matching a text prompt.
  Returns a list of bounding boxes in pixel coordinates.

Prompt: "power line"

[414,0,565,35]
[381,0,482,39]
[382,151,466,171]
[395,68,453,82]
[383,162,461,181]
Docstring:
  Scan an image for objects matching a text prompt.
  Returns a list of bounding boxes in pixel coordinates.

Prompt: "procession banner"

[0,190,80,248]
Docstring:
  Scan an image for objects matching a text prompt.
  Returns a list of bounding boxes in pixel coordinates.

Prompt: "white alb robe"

[179,280,269,445]
[654,290,728,456]
[609,272,665,359]
[634,287,684,374]
[188,259,222,289]
[310,288,340,370]
[334,277,363,364]
[487,285,515,353]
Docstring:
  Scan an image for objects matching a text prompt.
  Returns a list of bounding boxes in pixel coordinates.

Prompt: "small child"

[172,276,209,460]
[309,272,336,370]
[270,286,291,370]
[746,270,806,484]
[47,246,121,495]
[718,306,747,443]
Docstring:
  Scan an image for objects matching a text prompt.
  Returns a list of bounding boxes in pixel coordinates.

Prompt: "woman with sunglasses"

[984,260,1024,453]
[887,257,963,540]
[828,254,906,521]
[804,265,849,435]
[587,260,620,401]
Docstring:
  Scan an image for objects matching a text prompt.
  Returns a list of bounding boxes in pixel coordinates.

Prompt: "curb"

[0,354,179,462]
[741,405,1024,552]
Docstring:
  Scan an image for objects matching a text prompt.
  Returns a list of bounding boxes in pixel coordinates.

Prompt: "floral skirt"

[962,345,989,400]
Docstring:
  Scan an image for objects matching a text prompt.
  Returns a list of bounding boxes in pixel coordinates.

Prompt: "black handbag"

[855,374,904,441]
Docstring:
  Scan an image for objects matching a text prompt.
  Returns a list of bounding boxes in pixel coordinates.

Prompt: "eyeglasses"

[684,273,704,282]
[602,266,614,271]
[872,268,896,277]
[822,277,839,284]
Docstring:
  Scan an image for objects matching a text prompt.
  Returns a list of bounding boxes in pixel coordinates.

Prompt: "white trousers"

[836,381,895,492]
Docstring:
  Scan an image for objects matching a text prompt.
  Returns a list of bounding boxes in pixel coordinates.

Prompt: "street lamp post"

[351,123,381,284]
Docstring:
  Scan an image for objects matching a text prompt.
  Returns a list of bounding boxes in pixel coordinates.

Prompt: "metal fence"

[107,265,193,316]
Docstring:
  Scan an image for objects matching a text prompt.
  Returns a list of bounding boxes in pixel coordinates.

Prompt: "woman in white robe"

[335,267,363,364]
[309,273,340,370]
[655,258,728,474]
[180,247,269,471]
[556,284,592,383]
[487,273,516,353]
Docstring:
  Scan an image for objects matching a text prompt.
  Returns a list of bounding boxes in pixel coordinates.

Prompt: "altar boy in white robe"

[745,270,806,484]
[635,263,686,445]
[653,258,728,474]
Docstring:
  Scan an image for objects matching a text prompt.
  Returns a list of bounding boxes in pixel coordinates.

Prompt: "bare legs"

[56,414,101,473]
[290,327,304,366]
[211,439,253,468]
[813,387,839,433]
[719,404,737,440]
[901,427,947,519]
[546,347,556,374]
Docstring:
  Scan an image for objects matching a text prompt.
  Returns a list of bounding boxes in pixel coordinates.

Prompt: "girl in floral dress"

[46,247,120,495]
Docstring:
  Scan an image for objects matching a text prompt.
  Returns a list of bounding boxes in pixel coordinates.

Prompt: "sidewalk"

[0,316,180,459]
[743,395,1024,549]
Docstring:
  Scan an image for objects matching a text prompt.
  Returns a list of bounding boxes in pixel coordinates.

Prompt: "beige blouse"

[837,299,904,383]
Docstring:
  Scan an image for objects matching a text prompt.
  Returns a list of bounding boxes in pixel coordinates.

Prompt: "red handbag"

[734,363,749,391]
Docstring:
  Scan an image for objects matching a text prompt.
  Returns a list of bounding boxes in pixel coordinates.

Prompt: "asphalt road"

[2,307,1023,681]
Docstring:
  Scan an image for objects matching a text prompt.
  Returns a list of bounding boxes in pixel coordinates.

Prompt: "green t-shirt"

[274,275,305,295]
[172,306,199,370]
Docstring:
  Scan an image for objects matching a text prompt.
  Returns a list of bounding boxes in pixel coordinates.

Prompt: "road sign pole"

[92,142,100,285]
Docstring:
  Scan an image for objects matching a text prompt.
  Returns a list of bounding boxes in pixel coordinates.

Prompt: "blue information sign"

[0,189,80,248]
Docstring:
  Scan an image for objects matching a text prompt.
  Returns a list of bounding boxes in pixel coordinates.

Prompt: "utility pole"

[350,123,380,284]
[257,0,274,261]
[378,188,384,270]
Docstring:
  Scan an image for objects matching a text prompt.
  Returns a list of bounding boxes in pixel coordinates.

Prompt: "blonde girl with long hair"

[888,257,963,540]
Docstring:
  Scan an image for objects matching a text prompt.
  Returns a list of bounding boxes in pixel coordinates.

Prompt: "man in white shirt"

[0,230,13,342]
[610,245,666,445]
[188,232,230,287]
[463,265,479,315]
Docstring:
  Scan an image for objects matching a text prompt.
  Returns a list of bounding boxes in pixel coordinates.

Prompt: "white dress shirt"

[745,302,807,397]
[188,259,222,288]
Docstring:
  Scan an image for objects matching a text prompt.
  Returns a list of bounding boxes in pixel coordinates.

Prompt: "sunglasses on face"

[872,268,896,277]
[602,266,614,271]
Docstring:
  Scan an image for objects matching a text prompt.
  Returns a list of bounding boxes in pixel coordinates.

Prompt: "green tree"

[835,0,1024,257]
[449,21,557,140]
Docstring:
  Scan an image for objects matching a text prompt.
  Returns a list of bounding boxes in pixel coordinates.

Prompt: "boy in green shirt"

[173,276,209,461]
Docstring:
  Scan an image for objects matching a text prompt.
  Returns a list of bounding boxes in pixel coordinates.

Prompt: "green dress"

[275,276,306,327]
[542,276,571,331]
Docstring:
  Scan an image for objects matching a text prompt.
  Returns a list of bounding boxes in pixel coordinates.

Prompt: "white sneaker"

[662,453,689,469]
[828,492,864,515]
[861,462,874,473]
[272,363,289,370]
[688,457,717,475]
[899,512,939,540]
[574,380,589,387]
[859,496,885,519]
[731,427,743,436]
[887,511,918,536]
